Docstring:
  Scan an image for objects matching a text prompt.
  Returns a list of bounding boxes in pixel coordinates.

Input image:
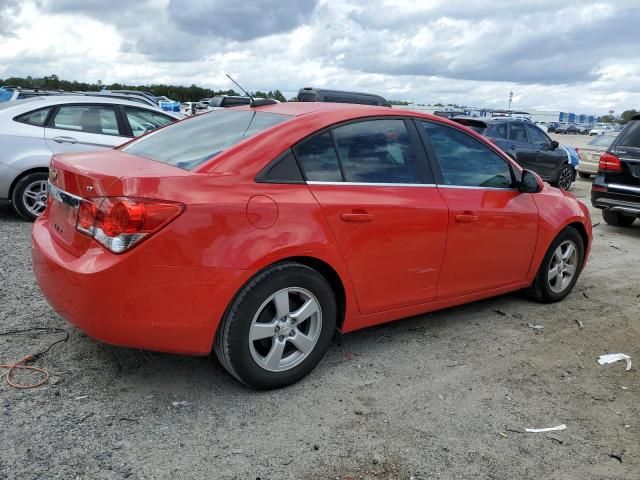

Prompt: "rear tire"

[578,172,591,179]
[11,172,49,221]
[602,210,636,227]
[214,262,336,389]
[528,227,584,303]
[554,165,574,191]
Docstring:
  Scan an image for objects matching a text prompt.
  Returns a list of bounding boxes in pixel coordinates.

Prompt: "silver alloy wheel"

[22,180,48,217]
[558,167,573,190]
[547,240,578,293]
[248,287,322,372]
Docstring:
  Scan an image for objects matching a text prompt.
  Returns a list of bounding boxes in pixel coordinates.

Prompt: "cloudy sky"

[1,0,639,114]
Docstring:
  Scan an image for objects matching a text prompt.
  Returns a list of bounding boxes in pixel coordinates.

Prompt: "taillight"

[575,148,580,158]
[599,152,622,172]
[75,197,184,253]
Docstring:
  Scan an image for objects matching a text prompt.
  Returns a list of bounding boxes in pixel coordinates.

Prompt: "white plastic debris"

[527,323,544,331]
[525,424,567,433]
[171,401,190,406]
[597,353,632,371]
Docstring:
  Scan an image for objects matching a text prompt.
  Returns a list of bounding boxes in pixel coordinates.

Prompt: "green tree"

[620,109,639,124]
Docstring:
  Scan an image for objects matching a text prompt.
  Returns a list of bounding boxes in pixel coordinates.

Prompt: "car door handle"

[341,212,374,223]
[52,136,78,144]
[455,213,479,223]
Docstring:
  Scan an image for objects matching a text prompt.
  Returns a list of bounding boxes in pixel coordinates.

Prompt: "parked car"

[589,123,613,136]
[208,95,252,108]
[452,117,576,190]
[555,123,580,134]
[297,87,390,107]
[32,103,592,389]
[576,124,592,134]
[547,122,559,133]
[0,96,180,220]
[591,113,640,227]
[576,133,618,178]
[0,86,72,103]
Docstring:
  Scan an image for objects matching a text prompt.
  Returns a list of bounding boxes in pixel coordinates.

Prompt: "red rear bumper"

[32,218,244,355]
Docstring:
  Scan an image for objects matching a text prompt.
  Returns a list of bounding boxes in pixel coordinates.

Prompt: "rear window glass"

[14,107,51,127]
[589,135,617,147]
[121,110,290,170]
[615,121,640,149]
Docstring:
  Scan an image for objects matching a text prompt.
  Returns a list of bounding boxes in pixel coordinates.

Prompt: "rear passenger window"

[14,108,51,127]
[51,105,120,136]
[420,121,513,189]
[294,132,342,182]
[332,119,421,183]
[486,123,507,139]
[615,121,640,148]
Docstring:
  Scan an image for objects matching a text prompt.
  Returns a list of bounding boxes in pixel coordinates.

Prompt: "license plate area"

[48,182,82,245]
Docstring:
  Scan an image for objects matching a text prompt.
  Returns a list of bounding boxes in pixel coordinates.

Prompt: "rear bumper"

[32,217,245,355]
[591,181,640,216]
[0,161,20,200]
[578,161,598,175]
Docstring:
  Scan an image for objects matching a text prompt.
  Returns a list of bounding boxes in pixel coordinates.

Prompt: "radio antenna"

[226,74,255,106]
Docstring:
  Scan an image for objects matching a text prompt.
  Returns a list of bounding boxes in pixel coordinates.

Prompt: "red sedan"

[32,102,592,389]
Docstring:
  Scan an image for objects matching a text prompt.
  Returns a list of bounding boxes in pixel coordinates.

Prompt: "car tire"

[11,171,49,221]
[214,262,337,389]
[602,209,636,227]
[555,165,574,191]
[528,226,584,303]
[578,172,591,179]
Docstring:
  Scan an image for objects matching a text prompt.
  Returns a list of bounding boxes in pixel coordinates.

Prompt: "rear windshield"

[615,121,640,149]
[588,134,617,147]
[121,110,290,170]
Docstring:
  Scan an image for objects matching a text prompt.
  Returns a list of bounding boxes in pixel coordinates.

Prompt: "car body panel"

[32,103,593,355]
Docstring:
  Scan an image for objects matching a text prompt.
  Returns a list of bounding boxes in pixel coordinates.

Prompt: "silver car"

[0,96,180,220]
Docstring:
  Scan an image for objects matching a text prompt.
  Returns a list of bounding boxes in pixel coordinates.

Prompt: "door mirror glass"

[519,169,543,193]
[550,140,559,150]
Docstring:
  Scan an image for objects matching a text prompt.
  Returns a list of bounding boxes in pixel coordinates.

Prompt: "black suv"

[591,113,640,227]
[452,117,575,190]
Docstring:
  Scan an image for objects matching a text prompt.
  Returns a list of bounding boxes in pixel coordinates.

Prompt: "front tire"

[528,227,584,303]
[602,210,636,227]
[555,165,574,191]
[214,262,337,389]
[11,172,49,221]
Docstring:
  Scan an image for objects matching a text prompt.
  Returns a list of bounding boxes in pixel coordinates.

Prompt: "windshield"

[122,109,291,170]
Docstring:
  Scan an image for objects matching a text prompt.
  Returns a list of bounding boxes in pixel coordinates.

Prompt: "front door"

[295,119,449,315]
[417,120,539,299]
[522,123,568,181]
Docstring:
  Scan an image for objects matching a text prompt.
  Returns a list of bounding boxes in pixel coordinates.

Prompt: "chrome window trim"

[307,181,437,187]
[608,183,640,193]
[48,181,82,208]
[307,181,517,191]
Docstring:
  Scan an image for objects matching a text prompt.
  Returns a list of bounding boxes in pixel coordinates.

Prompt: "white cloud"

[1,0,639,114]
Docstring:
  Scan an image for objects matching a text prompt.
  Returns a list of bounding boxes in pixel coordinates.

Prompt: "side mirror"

[519,169,543,193]
[550,140,559,150]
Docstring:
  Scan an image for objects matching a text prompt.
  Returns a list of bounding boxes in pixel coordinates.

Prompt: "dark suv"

[591,113,640,227]
[452,117,575,190]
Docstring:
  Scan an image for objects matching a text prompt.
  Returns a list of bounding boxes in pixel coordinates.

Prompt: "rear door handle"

[455,213,479,223]
[341,212,374,223]
[52,136,78,144]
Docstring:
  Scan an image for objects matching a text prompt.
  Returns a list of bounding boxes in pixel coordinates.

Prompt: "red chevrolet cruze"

[32,102,592,389]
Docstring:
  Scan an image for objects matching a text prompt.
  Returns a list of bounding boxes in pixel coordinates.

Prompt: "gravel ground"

[1,169,639,479]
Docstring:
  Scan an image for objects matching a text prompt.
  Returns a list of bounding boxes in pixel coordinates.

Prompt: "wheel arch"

[566,221,590,265]
[9,167,49,200]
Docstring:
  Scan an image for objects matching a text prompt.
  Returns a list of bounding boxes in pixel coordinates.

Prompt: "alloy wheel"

[547,240,578,293]
[22,180,48,217]
[558,167,573,190]
[248,287,323,372]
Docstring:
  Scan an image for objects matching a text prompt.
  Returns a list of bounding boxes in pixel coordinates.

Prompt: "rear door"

[416,120,539,298]
[44,104,126,154]
[297,118,449,315]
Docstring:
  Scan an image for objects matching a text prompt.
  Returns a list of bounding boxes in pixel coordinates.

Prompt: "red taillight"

[76,197,184,253]
[599,152,622,172]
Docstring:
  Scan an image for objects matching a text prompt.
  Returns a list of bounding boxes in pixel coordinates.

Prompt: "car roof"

[231,101,395,117]
[0,95,180,117]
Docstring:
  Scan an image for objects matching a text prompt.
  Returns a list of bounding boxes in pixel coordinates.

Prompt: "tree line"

[0,74,288,103]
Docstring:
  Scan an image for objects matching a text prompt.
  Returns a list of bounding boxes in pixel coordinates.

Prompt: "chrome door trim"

[307,181,437,187]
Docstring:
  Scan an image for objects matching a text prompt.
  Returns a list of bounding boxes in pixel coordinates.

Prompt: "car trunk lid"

[47,150,189,253]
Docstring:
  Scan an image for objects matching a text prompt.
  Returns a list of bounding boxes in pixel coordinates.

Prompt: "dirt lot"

[1,155,639,479]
